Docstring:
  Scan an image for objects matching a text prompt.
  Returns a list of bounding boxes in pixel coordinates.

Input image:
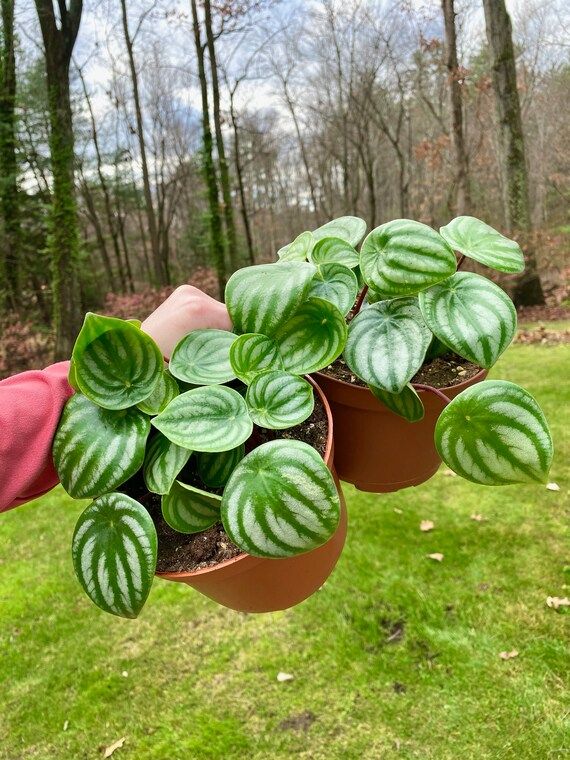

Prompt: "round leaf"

[72,313,163,410]
[162,481,221,534]
[221,440,340,558]
[53,394,150,499]
[435,380,553,485]
[360,219,456,298]
[152,386,253,452]
[72,493,157,619]
[440,216,524,273]
[344,298,432,393]
[309,237,359,268]
[418,272,517,369]
[312,216,367,247]
[369,383,425,422]
[137,370,179,415]
[143,432,192,495]
[277,231,314,261]
[229,333,283,384]
[308,262,358,316]
[246,371,314,429]
[169,329,238,385]
[225,261,316,337]
[275,297,348,374]
[196,445,245,488]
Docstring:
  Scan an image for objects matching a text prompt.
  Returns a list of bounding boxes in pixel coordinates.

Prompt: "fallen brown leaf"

[420,520,434,532]
[427,553,444,562]
[470,513,485,522]
[546,596,570,610]
[499,650,519,660]
[546,482,560,492]
[102,737,126,758]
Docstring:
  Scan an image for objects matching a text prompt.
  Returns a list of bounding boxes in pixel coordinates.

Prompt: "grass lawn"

[0,342,568,760]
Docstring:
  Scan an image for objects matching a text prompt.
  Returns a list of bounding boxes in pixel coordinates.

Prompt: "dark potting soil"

[320,352,481,389]
[127,395,329,574]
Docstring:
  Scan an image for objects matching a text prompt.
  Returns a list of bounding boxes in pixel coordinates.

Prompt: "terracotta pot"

[155,376,347,613]
[313,368,487,493]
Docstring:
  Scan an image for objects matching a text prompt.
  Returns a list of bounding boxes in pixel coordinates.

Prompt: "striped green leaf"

[229,333,283,384]
[246,371,314,429]
[221,440,340,558]
[68,359,80,391]
[169,329,238,385]
[53,394,150,499]
[72,493,157,619]
[309,237,359,268]
[143,432,192,495]
[275,297,348,374]
[196,445,245,488]
[312,216,367,247]
[137,370,179,415]
[369,383,425,422]
[225,261,316,337]
[277,231,314,262]
[440,216,524,273]
[162,481,221,534]
[418,272,517,369]
[308,263,358,316]
[435,380,553,485]
[360,219,457,298]
[152,386,253,452]
[344,298,432,393]
[72,313,163,410]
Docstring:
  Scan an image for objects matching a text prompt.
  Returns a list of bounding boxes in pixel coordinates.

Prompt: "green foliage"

[72,313,163,410]
[312,215,367,247]
[344,298,432,393]
[229,333,284,384]
[71,493,157,618]
[143,432,192,495]
[221,440,340,558]
[360,219,457,298]
[418,272,517,369]
[169,329,238,385]
[196,445,245,488]
[136,370,179,415]
[53,394,150,499]
[277,230,314,261]
[309,237,359,268]
[435,380,553,485]
[152,386,253,452]
[440,216,525,273]
[162,481,222,534]
[245,371,314,429]
[308,262,359,315]
[368,383,425,422]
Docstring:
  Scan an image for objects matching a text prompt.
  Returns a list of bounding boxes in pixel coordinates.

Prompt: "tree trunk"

[120,0,167,286]
[229,94,255,265]
[34,0,83,359]
[482,0,544,305]
[442,0,470,215]
[0,0,20,311]
[190,0,226,296]
[203,0,239,272]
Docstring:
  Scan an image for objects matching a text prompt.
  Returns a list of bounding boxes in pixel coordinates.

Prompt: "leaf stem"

[412,384,451,406]
[456,254,466,270]
[354,285,369,313]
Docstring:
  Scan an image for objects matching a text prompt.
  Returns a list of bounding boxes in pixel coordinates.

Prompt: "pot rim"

[155,374,335,580]
[315,365,488,395]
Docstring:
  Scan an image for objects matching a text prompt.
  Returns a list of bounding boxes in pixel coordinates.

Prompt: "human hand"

[141,285,232,358]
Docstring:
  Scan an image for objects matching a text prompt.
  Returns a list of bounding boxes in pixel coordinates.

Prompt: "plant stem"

[412,384,451,406]
[456,254,466,270]
[354,285,369,313]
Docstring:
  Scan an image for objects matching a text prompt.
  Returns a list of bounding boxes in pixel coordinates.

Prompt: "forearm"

[0,362,73,512]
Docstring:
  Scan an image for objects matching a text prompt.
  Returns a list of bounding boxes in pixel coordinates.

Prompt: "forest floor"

[0,334,568,760]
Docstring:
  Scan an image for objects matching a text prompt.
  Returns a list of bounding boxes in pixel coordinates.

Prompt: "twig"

[354,285,369,313]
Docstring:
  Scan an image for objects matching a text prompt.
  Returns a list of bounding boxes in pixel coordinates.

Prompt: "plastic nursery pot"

[313,368,487,493]
[155,376,347,613]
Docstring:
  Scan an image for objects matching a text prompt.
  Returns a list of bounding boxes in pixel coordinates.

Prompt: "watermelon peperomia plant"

[274,214,553,485]
[53,213,553,619]
[53,296,344,619]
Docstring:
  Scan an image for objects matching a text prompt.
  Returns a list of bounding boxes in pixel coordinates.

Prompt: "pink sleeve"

[0,361,73,513]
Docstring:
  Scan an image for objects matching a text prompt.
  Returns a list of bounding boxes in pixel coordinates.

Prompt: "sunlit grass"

[0,344,568,759]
